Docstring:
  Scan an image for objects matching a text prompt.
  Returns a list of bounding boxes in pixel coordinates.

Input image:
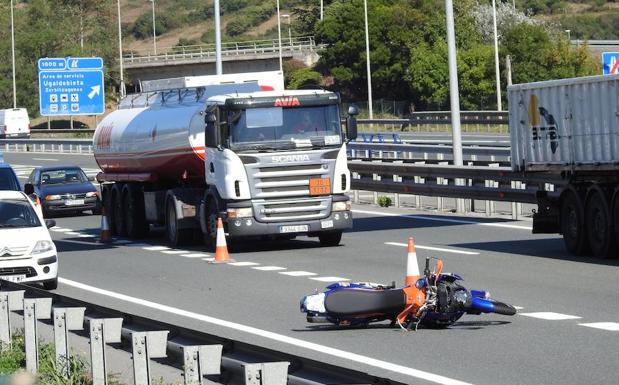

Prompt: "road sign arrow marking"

[88,85,101,99]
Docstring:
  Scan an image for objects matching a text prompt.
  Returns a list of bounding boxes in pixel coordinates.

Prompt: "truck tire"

[560,190,589,256]
[123,184,148,239]
[112,184,126,237]
[102,184,115,234]
[318,231,342,247]
[204,200,218,251]
[166,196,191,247]
[585,187,616,258]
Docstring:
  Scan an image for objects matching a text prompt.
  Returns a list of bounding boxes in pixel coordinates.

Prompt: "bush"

[289,68,322,89]
[377,196,392,207]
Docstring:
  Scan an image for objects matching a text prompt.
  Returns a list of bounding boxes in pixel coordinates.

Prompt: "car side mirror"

[24,183,34,195]
[204,113,220,148]
[204,112,217,124]
[347,105,359,116]
[45,219,56,229]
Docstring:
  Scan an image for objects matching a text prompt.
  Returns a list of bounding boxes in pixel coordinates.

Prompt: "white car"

[0,191,58,289]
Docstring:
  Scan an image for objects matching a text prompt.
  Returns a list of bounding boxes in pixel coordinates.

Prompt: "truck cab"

[201,90,357,246]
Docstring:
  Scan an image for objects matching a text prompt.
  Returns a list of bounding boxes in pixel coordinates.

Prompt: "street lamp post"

[320,0,323,20]
[282,14,292,46]
[116,0,125,97]
[363,0,373,119]
[276,0,283,71]
[149,0,157,55]
[214,0,222,74]
[492,0,502,111]
[10,0,17,108]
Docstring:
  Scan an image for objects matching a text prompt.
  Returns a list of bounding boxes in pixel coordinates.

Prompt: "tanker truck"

[93,71,358,248]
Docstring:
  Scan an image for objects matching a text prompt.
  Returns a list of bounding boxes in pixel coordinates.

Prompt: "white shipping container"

[508,74,619,172]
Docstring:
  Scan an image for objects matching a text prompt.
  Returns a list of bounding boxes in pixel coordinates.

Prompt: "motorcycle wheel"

[487,299,517,316]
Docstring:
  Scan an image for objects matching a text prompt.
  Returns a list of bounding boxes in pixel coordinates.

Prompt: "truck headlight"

[45,195,61,201]
[32,240,54,254]
[332,201,351,211]
[227,207,253,219]
[85,192,99,198]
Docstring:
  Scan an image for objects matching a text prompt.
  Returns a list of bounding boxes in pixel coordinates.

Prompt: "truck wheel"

[585,188,616,258]
[560,190,589,255]
[166,197,191,247]
[112,184,126,237]
[204,200,218,250]
[318,231,342,247]
[102,185,115,234]
[124,184,148,239]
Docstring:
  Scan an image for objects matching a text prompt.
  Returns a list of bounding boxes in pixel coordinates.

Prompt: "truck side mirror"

[24,183,34,195]
[204,113,219,148]
[346,105,359,141]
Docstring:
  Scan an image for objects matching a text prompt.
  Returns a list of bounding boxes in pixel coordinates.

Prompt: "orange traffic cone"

[210,218,234,263]
[405,237,420,286]
[99,207,112,243]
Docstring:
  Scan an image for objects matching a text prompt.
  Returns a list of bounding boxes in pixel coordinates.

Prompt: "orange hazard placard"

[309,177,331,196]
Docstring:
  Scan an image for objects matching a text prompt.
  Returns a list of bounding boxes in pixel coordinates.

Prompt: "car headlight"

[32,240,54,254]
[227,207,253,219]
[45,195,61,201]
[85,192,98,198]
[332,201,351,211]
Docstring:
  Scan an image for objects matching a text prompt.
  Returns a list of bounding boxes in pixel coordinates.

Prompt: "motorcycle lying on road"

[300,257,517,330]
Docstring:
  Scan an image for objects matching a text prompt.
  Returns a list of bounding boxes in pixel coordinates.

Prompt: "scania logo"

[274,96,301,107]
[271,155,310,163]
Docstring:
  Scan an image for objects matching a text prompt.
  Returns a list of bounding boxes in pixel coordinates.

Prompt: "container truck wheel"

[111,184,126,237]
[585,187,616,258]
[318,231,342,247]
[166,197,191,247]
[123,184,148,239]
[560,190,589,256]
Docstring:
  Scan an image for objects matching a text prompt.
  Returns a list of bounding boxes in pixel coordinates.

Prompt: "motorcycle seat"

[324,288,406,316]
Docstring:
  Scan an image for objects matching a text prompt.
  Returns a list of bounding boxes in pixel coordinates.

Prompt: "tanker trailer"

[94,71,358,248]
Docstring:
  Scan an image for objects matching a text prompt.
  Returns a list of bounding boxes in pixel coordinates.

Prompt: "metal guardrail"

[123,36,317,65]
[0,280,405,385]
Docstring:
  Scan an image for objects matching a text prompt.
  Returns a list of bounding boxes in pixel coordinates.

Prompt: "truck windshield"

[228,105,342,151]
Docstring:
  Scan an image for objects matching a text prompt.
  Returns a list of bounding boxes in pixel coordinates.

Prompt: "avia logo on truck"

[272,154,310,163]
[274,96,301,107]
[528,95,559,154]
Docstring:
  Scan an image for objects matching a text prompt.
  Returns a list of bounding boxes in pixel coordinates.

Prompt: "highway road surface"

[4,152,619,385]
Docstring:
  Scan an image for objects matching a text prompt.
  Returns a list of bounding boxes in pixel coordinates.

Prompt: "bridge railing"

[123,36,317,64]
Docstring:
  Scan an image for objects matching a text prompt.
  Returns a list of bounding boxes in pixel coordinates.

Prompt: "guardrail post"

[244,362,289,385]
[24,297,52,373]
[53,307,86,377]
[182,344,223,385]
[0,290,24,348]
[511,181,522,220]
[132,330,169,385]
[485,163,499,216]
[372,171,379,205]
[90,318,123,385]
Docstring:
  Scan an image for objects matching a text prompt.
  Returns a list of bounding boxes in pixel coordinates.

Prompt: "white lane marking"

[384,242,479,255]
[519,312,581,320]
[77,234,95,238]
[279,271,317,277]
[201,257,215,262]
[52,228,72,233]
[353,209,532,231]
[160,250,189,255]
[514,306,524,310]
[228,261,260,267]
[65,232,81,236]
[143,246,170,251]
[181,253,211,258]
[578,322,619,331]
[310,276,350,282]
[58,277,473,385]
[32,158,58,161]
[252,266,286,271]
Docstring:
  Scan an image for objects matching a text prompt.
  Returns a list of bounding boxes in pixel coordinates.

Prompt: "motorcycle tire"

[487,299,517,316]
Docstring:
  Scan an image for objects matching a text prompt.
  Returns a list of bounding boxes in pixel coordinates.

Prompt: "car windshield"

[40,168,87,185]
[0,199,41,228]
[229,105,342,151]
[0,168,20,191]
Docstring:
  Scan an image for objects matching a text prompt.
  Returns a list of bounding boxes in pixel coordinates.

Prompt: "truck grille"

[253,197,331,222]
[252,163,329,199]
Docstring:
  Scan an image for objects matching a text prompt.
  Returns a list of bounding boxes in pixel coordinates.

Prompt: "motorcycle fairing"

[324,288,406,316]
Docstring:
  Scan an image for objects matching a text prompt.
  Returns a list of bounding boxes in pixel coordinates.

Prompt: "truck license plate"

[280,225,309,233]
[1,275,26,283]
[65,199,85,206]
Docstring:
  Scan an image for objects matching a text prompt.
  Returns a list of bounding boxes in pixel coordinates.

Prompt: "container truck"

[93,71,358,248]
[508,74,619,257]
